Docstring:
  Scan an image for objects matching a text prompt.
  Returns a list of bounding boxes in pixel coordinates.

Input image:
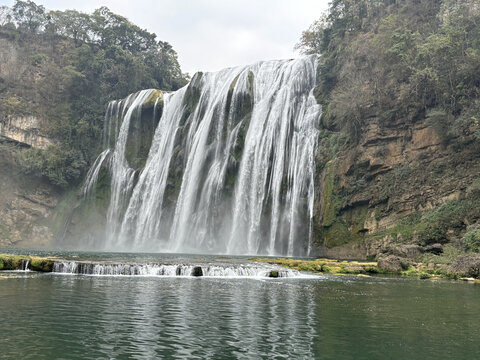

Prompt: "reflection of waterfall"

[84,56,321,256]
[46,275,319,359]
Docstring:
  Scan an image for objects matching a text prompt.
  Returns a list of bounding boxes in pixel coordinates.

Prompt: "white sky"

[1,0,329,75]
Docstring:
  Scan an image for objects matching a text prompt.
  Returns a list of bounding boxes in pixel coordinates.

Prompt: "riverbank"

[1,252,479,282]
[0,254,55,272]
[250,255,480,282]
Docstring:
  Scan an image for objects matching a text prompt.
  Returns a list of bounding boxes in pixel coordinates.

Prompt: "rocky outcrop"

[0,116,52,149]
[314,112,480,259]
[377,255,410,273]
[449,254,480,278]
[0,142,59,248]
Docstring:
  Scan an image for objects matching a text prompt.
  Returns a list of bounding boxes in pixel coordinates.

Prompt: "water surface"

[0,257,479,359]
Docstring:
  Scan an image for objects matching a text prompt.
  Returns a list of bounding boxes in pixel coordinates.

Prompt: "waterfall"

[51,260,299,278]
[84,56,321,256]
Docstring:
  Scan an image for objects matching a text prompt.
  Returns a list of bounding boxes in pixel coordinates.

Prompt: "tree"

[12,0,46,33]
[48,10,92,46]
[0,5,13,26]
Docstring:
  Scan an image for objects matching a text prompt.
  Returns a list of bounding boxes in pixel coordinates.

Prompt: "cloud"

[1,0,329,74]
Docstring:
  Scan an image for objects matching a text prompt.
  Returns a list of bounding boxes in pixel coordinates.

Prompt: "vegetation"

[0,253,54,271]
[251,256,480,280]
[250,257,380,275]
[297,0,480,143]
[0,0,187,188]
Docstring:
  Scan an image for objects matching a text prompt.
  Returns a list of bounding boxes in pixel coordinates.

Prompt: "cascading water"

[83,56,321,256]
[51,260,299,278]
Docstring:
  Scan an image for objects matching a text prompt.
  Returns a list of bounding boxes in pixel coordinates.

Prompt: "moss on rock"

[30,257,54,272]
[142,89,163,110]
[0,254,54,271]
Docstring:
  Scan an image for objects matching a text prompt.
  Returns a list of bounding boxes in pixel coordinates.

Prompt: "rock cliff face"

[0,142,59,248]
[0,116,52,149]
[314,112,480,259]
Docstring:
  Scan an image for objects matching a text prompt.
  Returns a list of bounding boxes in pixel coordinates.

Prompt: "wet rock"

[29,258,54,272]
[448,254,480,278]
[377,255,410,273]
[268,270,279,278]
[191,266,203,277]
[425,243,443,255]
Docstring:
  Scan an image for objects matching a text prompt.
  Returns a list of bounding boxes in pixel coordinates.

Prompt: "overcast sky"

[1,0,329,75]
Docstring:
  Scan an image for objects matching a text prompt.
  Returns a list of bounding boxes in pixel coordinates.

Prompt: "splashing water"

[83,56,321,256]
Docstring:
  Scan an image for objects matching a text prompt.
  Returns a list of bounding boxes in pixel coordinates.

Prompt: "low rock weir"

[82,56,321,256]
[51,260,299,278]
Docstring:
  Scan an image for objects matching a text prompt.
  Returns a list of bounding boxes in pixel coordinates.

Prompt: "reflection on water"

[0,273,479,359]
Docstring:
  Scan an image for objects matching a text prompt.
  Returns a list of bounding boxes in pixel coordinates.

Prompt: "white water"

[52,261,299,278]
[84,56,321,256]
[81,149,111,197]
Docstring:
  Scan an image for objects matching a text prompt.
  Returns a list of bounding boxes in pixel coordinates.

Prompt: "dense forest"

[298,0,480,143]
[0,0,187,187]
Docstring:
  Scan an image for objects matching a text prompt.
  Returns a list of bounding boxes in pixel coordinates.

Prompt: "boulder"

[425,243,443,255]
[377,255,410,273]
[448,254,480,278]
[384,244,424,259]
[268,270,279,278]
[191,266,203,277]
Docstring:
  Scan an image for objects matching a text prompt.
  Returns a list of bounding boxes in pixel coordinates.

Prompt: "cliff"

[0,141,59,247]
[313,110,480,259]
[305,0,480,262]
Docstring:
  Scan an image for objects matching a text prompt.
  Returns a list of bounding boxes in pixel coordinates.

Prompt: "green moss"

[401,266,433,279]
[0,254,55,272]
[250,258,377,276]
[269,270,279,278]
[0,254,29,270]
[142,89,163,110]
[321,160,339,227]
[344,205,368,242]
[126,97,163,170]
[30,257,54,272]
[324,221,351,248]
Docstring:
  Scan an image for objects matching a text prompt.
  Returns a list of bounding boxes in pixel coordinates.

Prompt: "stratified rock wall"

[0,116,53,149]
[0,142,59,247]
[314,113,480,259]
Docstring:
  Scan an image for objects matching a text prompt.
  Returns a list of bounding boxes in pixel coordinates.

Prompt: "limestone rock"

[377,255,409,273]
[448,254,480,278]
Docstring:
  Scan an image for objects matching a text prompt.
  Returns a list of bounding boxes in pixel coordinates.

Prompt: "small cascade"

[21,258,30,271]
[82,56,321,256]
[81,149,111,197]
[51,261,299,278]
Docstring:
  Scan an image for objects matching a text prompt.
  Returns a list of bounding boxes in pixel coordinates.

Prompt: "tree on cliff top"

[0,0,188,188]
[297,0,480,142]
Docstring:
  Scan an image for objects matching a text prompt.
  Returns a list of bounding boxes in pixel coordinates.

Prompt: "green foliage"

[463,225,480,253]
[1,1,187,189]
[29,52,48,65]
[298,0,480,142]
[417,193,480,245]
[17,145,86,188]
[4,96,24,114]
[12,0,46,33]
[426,108,450,142]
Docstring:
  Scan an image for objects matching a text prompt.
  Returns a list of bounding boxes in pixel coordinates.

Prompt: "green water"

[0,269,479,359]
